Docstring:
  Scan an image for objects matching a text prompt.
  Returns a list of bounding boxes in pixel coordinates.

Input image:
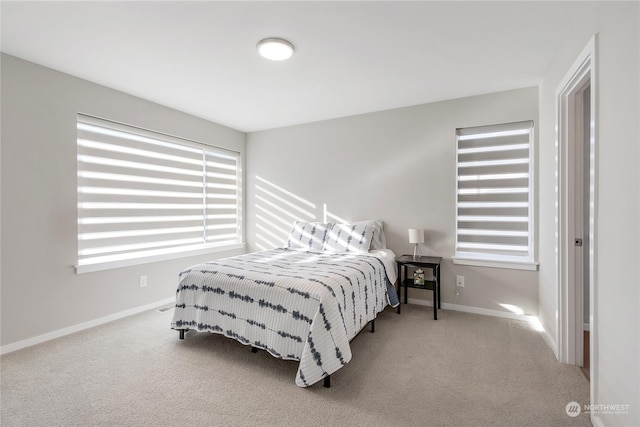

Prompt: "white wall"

[538,2,639,425]
[0,54,246,349]
[246,87,539,317]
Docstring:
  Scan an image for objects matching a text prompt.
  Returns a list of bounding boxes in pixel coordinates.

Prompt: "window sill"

[75,242,246,274]
[453,257,539,271]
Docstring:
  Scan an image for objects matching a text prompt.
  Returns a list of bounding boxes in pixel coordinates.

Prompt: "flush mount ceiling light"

[257,37,295,61]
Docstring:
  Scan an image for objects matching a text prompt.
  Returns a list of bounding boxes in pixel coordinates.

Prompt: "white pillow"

[352,220,386,250]
[286,221,332,251]
[324,223,375,253]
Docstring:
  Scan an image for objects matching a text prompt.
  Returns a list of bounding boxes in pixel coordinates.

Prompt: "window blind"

[455,120,534,265]
[77,114,241,272]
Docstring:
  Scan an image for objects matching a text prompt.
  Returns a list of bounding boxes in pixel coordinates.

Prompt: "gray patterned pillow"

[286,221,333,251]
[352,220,386,249]
[324,223,375,253]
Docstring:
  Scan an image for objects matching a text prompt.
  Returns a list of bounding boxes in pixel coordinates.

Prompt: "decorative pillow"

[324,223,375,253]
[286,221,332,252]
[352,219,386,250]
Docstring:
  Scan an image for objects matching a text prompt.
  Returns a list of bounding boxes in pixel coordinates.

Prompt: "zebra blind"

[77,114,241,272]
[455,120,534,265]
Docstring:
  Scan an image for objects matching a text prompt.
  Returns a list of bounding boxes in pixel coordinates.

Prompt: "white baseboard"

[407,298,559,356]
[2,296,565,357]
[0,297,175,355]
[539,328,558,358]
[407,297,532,321]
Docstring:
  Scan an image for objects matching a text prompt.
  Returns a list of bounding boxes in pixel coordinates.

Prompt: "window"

[76,114,242,273]
[454,120,537,270]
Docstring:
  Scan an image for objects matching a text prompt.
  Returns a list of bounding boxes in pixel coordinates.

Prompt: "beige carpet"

[1,305,591,426]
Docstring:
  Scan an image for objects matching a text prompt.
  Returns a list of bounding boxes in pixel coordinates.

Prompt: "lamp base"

[413,244,421,260]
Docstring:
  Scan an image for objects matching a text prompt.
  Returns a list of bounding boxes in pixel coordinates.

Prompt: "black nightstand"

[396,255,442,319]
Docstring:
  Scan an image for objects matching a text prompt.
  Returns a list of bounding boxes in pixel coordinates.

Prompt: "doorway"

[556,34,597,397]
[575,83,591,378]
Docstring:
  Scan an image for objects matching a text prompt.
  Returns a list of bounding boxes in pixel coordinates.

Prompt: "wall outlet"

[139,275,148,288]
[456,275,465,287]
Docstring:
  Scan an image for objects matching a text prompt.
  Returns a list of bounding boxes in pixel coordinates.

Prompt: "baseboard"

[407,298,559,356]
[3,297,564,357]
[407,297,532,321]
[0,297,175,355]
[539,328,558,358]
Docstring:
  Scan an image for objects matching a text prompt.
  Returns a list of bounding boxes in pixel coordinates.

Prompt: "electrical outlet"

[456,275,465,287]
[139,275,148,288]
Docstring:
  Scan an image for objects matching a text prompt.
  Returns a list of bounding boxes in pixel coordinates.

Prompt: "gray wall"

[246,87,539,316]
[538,2,639,425]
[0,54,246,348]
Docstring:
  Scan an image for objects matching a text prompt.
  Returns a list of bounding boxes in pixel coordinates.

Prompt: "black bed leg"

[370,319,375,333]
[323,375,331,388]
[251,346,258,353]
[179,329,185,340]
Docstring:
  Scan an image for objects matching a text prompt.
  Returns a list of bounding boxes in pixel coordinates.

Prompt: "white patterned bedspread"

[171,248,399,387]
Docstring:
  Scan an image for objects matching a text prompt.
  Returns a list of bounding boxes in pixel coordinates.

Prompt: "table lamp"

[408,228,424,260]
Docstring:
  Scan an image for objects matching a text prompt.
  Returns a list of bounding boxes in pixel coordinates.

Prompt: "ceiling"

[0,1,580,132]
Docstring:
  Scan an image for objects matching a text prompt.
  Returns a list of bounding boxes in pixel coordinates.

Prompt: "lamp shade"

[408,228,424,244]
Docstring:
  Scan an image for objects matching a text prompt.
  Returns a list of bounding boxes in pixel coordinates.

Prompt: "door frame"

[555,34,597,399]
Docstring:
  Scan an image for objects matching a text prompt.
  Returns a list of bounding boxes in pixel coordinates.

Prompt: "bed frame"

[177,318,376,388]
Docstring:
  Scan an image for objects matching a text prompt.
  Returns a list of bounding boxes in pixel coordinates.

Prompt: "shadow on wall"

[254,175,353,250]
[323,205,347,224]
[254,175,317,250]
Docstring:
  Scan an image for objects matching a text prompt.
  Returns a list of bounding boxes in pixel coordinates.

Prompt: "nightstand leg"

[404,265,408,304]
[437,265,442,309]
[433,285,438,320]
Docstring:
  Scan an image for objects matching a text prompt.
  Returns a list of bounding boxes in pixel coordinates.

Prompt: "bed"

[171,220,399,387]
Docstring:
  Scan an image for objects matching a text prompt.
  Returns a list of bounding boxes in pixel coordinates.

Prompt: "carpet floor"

[1,304,591,426]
